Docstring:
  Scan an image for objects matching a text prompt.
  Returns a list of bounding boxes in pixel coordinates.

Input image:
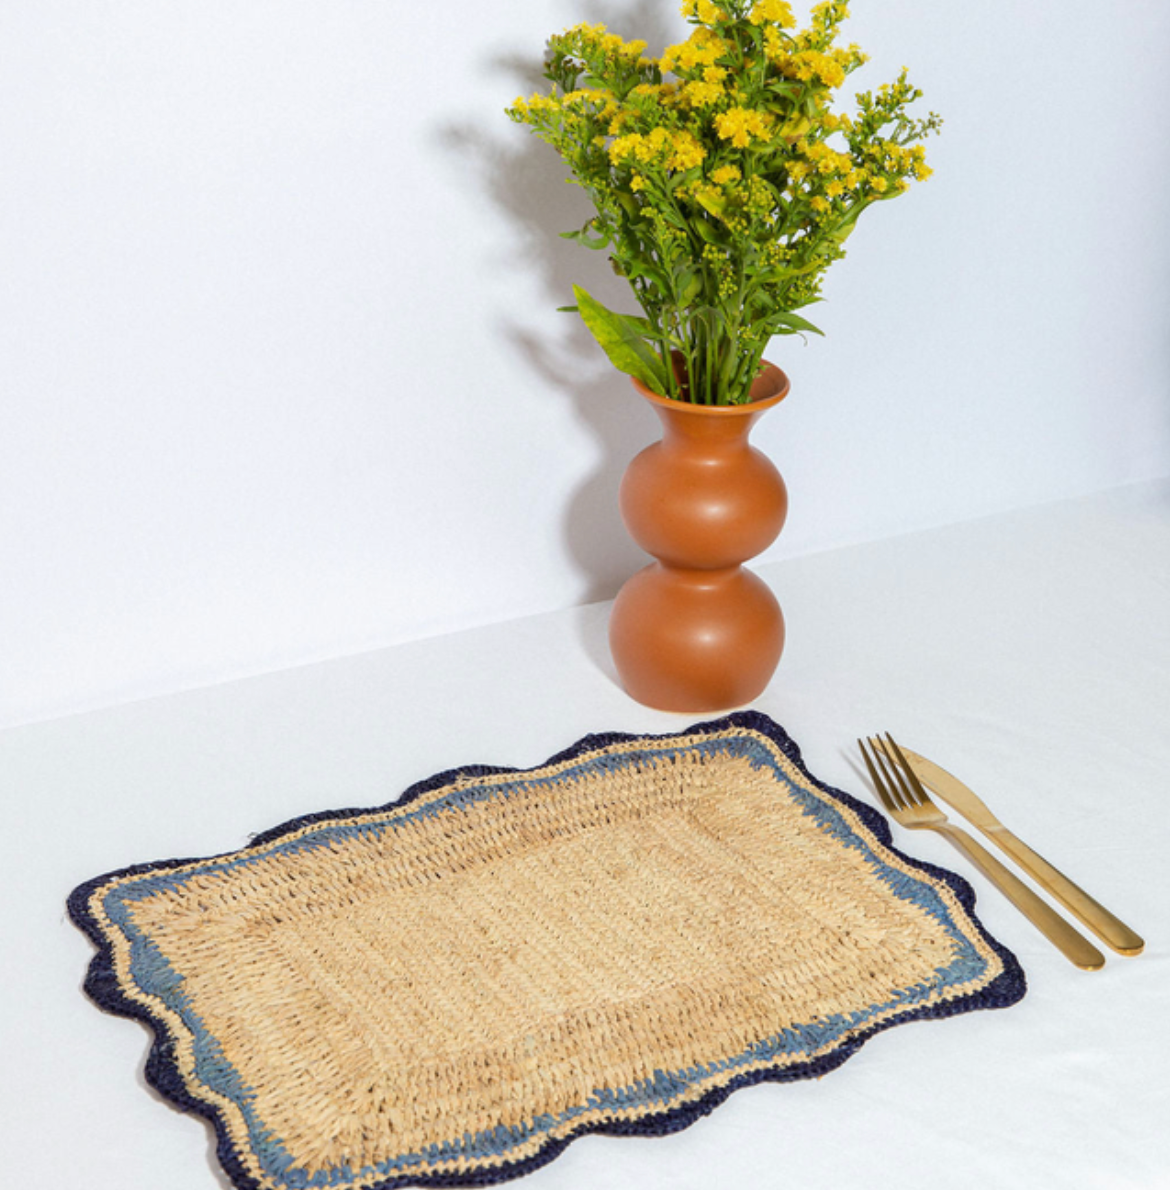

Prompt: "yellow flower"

[661,27,726,73]
[711,164,741,185]
[609,127,700,173]
[908,144,932,180]
[810,0,852,30]
[608,134,643,165]
[804,141,851,175]
[683,79,724,107]
[714,106,773,148]
[749,0,796,27]
[607,109,633,134]
[630,174,647,191]
[682,0,724,23]
[780,49,848,89]
[668,130,707,171]
[516,92,560,116]
[566,22,652,66]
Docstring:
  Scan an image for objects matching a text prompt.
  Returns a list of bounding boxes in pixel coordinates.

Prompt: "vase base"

[608,563,784,712]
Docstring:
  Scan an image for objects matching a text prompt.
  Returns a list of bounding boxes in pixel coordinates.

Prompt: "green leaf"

[771,310,826,336]
[616,193,640,219]
[677,272,703,306]
[656,195,690,229]
[766,80,803,101]
[560,222,610,250]
[692,216,725,245]
[573,285,668,396]
[623,257,671,291]
[828,202,867,244]
[694,188,727,218]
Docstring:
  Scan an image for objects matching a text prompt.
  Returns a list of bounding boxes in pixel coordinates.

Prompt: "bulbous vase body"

[609,362,790,712]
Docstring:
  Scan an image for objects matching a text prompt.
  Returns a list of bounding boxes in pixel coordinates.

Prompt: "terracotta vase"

[608,362,790,712]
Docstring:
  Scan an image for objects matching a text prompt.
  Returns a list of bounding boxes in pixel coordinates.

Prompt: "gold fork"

[858,734,1105,971]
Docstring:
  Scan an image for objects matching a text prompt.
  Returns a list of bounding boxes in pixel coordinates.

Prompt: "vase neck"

[652,403,765,451]
[631,361,789,449]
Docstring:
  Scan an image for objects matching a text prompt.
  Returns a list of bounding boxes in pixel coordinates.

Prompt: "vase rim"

[630,360,790,415]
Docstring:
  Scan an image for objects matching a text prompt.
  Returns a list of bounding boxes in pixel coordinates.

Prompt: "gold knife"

[890,744,1144,956]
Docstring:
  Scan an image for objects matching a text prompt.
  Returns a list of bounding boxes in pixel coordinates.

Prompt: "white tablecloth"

[4,477,1168,1189]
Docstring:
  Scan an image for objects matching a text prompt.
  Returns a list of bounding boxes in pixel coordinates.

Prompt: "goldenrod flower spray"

[508,0,940,405]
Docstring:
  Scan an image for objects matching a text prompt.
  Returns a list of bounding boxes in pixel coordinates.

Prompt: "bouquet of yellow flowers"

[507,0,940,405]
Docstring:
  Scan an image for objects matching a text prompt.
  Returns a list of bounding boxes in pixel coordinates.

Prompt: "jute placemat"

[69,712,1024,1189]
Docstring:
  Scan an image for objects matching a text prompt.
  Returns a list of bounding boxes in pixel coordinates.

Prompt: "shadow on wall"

[441,0,681,605]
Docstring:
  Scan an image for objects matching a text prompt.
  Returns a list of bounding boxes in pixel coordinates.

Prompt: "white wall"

[3,0,1169,729]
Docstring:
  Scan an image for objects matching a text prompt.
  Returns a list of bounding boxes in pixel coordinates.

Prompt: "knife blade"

[892,744,1144,956]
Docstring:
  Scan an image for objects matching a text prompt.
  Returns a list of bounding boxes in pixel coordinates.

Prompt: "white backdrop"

[3,0,1169,730]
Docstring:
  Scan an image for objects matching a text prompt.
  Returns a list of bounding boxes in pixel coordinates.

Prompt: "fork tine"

[871,735,915,808]
[883,735,933,806]
[857,738,895,813]
[866,736,906,809]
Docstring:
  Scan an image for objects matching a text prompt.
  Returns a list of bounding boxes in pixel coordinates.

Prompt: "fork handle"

[937,824,1106,970]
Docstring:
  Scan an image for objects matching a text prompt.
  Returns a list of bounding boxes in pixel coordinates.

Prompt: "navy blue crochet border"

[68,710,1026,1190]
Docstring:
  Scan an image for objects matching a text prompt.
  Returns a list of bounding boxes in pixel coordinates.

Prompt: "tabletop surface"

[4,477,1168,1190]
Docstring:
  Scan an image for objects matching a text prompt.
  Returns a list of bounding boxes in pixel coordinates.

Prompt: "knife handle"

[987,828,1144,955]
[937,824,1106,970]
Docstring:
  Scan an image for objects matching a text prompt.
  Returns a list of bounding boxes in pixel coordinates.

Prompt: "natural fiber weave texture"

[70,712,1024,1189]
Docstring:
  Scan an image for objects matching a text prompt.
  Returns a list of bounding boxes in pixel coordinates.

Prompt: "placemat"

[69,711,1024,1189]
